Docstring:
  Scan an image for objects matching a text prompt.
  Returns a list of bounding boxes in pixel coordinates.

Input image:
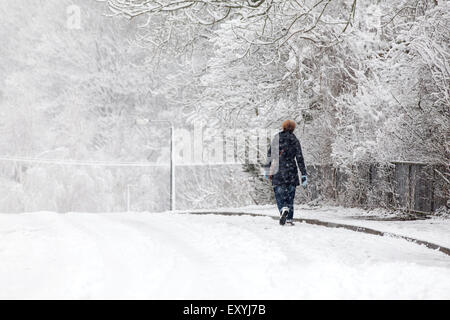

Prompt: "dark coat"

[265,131,307,186]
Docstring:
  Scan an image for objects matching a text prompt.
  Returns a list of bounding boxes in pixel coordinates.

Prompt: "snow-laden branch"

[103,0,358,54]
[105,0,264,18]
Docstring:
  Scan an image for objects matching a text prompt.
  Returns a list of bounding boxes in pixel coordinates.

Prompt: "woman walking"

[265,120,308,225]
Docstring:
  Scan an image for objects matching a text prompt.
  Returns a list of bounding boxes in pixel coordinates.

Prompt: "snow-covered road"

[1,211,449,299]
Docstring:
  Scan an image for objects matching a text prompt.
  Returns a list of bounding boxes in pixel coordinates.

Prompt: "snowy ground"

[206,205,450,248]
[1,208,449,299]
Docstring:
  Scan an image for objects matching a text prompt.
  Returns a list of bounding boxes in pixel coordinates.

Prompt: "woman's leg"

[287,185,296,220]
[273,186,283,213]
[274,185,289,214]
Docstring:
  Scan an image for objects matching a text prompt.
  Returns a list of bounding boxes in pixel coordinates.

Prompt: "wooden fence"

[302,162,448,213]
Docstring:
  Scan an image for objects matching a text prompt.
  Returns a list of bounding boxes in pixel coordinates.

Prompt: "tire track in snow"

[101,213,222,298]
[37,213,118,299]
[68,212,254,298]
[103,213,292,298]
[63,213,186,298]
[0,213,107,299]
[169,214,294,298]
